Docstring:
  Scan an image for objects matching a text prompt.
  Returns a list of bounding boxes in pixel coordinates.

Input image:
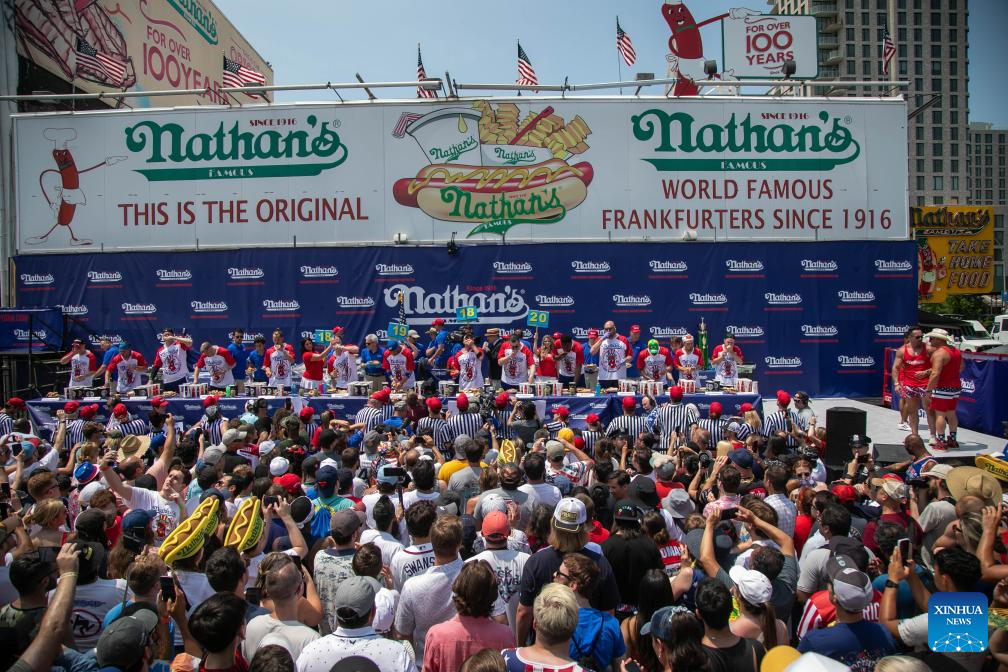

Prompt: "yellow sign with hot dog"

[912,205,994,303]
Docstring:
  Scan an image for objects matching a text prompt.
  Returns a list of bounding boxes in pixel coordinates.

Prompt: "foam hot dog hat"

[224,496,264,552]
[159,496,219,564]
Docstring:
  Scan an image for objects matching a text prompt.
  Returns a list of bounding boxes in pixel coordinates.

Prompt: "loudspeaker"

[824,406,867,467]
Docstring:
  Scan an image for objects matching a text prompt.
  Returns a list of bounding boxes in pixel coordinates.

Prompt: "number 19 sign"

[527,310,550,328]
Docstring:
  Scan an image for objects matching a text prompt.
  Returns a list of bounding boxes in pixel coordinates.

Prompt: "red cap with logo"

[80,404,99,419]
[426,397,442,412]
[740,402,754,413]
[494,392,510,408]
[554,406,569,418]
[831,483,857,504]
[456,394,470,412]
[273,473,303,496]
[587,329,599,338]
[709,402,723,417]
[630,325,641,334]
[432,318,446,327]
[6,397,25,410]
[776,390,791,406]
[622,396,636,409]
[150,396,169,410]
[332,326,344,334]
[64,401,80,413]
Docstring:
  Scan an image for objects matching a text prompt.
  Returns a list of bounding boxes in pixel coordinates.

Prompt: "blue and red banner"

[13,240,917,397]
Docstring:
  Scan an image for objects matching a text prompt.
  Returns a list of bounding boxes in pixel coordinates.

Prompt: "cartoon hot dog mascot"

[392,101,593,237]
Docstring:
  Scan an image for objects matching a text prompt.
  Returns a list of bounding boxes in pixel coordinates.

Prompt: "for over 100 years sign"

[14,97,907,252]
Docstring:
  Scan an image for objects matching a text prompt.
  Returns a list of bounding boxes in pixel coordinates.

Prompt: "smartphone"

[0,502,9,519]
[384,467,407,479]
[898,538,912,566]
[720,507,739,521]
[1,482,10,499]
[159,575,176,602]
[284,398,293,411]
[623,661,642,672]
[10,443,21,457]
[855,453,869,464]
[262,495,278,508]
[245,587,261,605]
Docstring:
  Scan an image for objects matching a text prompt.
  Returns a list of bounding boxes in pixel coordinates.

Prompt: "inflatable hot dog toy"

[159,496,219,564]
[224,496,264,552]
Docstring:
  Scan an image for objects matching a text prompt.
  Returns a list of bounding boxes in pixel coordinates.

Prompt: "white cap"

[729,565,773,604]
[258,440,277,458]
[79,480,106,505]
[270,456,290,477]
[783,652,852,672]
[480,493,508,515]
[553,497,587,532]
[320,458,340,470]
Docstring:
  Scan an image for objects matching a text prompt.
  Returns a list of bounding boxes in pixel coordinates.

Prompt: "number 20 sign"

[526,310,550,328]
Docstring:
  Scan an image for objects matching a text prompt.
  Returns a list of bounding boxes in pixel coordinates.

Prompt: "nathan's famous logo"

[725,260,764,272]
[631,110,860,171]
[571,261,610,274]
[801,260,838,272]
[376,263,415,276]
[728,325,764,338]
[191,300,228,313]
[392,102,594,237]
[156,269,192,282]
[536,294,574,307]
[875,259,913,272]
[650,260,688,273]
[300,265,339,279]
[167,0,218,44]
[88,271,122,284]
[20,273,54,285]
[765,292,802,305]
[911,206,991,237]
[838,290,876,303]
[336,296,375,308]
[802,324,839,337]
[241,332,264,345]
[493,261,533,274]
[383,284,528,323]
[690,293,727,305]
[122,302,156,315]
[14,329,47,341]
[875,324,911,337]
[262,299,300,312]
[650,326,688,338]
[89,334,122,346]
[228,267,264,280]
[961,378,976,394]
[123,115,347,182]
[765,356,802,368]
[58,304,88,316]
[613,294,652,307]
[837,355,876,368]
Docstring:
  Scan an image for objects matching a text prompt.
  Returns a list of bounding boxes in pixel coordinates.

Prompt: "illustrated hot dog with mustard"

[224,496,265,553]
[159,495,220,565]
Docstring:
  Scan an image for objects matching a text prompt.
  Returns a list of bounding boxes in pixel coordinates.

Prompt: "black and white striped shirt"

[580,429,603,456]
[490,409,512,439]
[0,413,13,436]
[416,415,450,450]
[653,403,699,450]
[761,409,805,447]
[446,411,484,445]
[698,418,729,446]
[605,414,650,441]
[302,421,319,441]
[66,418,88,450]
[734,423,754,441]
[108,416,150,437]
[355,406,384,433]
[544,420,567,439]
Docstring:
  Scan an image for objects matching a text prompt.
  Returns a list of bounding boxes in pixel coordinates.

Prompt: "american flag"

[75,37,126,84]
[881,28,896,75]
[417,45,436,99]
[222,55,266,89]
[517,41,538,87]
[392,112,422,138]
[397,290,407,323]
[616,18,637,67]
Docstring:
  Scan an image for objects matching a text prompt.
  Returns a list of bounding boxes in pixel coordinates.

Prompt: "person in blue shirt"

[425,318,451,372]
[93,336,120,381]
[556,552,625,670]
[360,333,387,391]
[627,325,645,378]
[246,335,268,382]
[227,328,251,392]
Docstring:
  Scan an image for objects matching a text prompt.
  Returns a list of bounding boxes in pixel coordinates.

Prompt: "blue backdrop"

[0,308,64,354]
[13,240,917,397]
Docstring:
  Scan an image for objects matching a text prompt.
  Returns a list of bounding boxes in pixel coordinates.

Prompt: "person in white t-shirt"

[193,342,237,391]
[325,327,359,390]
[358,496,404,566]
[350,542,400,634]
[469,511,529,632]
[264,330,296,391]
[591,321,631,385]
[711,332,744,387]
[106,344,148,394]
[517,453,561,508]
[243,559,320,660]
[400,460,442,511]
[449,334,485,390]
[498,331,535,389]
[151,329,193,392]
[59,339,98,389]
[101,452,184,547]
[390,501,437,592]
[58,540,127,650]
[382,340,416,391]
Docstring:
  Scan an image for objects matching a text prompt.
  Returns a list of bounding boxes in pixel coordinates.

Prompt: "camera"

[476,387,497,423]
[698,452,713,469]
[448,330,465,345]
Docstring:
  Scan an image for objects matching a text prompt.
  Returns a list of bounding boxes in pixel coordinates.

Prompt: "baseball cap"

[289,496,315,528]
[299,407,315,421]
[482,511,511,541]
[870,476,908,501]
[494,392,510,408]
[117,342,130,351]
[121,509,154,544]
[614,499,642,522]
[557,427,574,443]
[554,406,569,419]
[826,555,873,611]
[669,385,684,401]
[80,403,99,419]
[273,473,302,495]
[585,413,600,425]
[726,421,742,434]
[432,318,446,327]
[621,396,636,409]
[73,461,100,486]
[946,466,1002,506]
[553,497,587,532]
[729,566,773,604]
[426,397,442,412]
[629,477,660,509]
[202,446,224,466]
[740,402,753,413]
[850,434,872,449]
[794,391,811,404]
[708,402,723,417]
[386,339,400,349]
[655,460,677,481]
[630,325,641,333]
[640,605,690,642]
[662,488,694,519]
[728,449,753,470]
[221,428,244,446]
[647,338,659,354]
[316,465,339,496]
[202,395,219,408]
[330,508,363,538]
[456,393,470,412]
[96,609,159,668]
[921,463,954,480]
[545,440,565,461]
[830,483,857,504]
[79,480,106,506]
[112,403,128,417]
[334,575,381,619]
[587,328,599,338]
[776,390,791,406]
[150,395,169,410]
[480,493,509,515]
[63,400,80,414]
[376,464,400,486]
[270,456,290,477]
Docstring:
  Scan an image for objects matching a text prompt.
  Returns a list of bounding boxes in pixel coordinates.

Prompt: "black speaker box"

[824,406,867,467]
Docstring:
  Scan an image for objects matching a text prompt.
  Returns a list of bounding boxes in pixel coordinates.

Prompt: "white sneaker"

[897,422,911,431]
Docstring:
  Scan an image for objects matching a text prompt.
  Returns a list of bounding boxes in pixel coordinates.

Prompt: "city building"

[969,122,1007,293]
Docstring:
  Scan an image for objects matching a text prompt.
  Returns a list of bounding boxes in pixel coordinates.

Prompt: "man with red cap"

[498,330,535,390]
[61,400,87,450]
[447,333,484,390]
[605,396,649,440]
[150,328,193,392]
[627,324,645,378]
[187,394,226,445]
[544,406,570,438]
[425,317,452,372]
[60,338,98,389]
[0,397,27,436]
[105,342,148,394]
[489,392,514,440]
[672,333,704,383]
[299,407,319,441]
[590,321,631,388]
[325,327,359,391]
[653,386,699,451]
[697,401,728,446]
[581,413,605,455]
[382,339,416,391]
[416,396,450,451]
[192,342,237,391]
[354,389,390,433]
[107,402,149,437]
[446,393,483,444]
[761,390,806,448]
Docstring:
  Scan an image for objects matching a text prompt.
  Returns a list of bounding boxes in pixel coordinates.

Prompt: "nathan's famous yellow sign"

[913,205,994,303]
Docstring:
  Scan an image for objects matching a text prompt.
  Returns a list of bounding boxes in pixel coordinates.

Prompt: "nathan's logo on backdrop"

[13,329,47,341]
[376,263,415,276]
[690,293,728,305]
[300,265,339,278]
[20,272,54,285]
[631,110,861,171]
[571,327,592,339]
[241,332,263,345]
[493,261,533,274]
[838,290,876,303]
[765,356,802,368]
[613,294,652,307]
[650,326,688,338]
[156,269,192,282]
[121,302,156,315]
[571,261,611,274]
[875,324,912,337]
[336,296,376,308]
[802,324,839,337]
[190,300,228,313]
[262,299,300,312]
[58,304,88,316]
[391,102,594,237]
[228,267,264,280]
[875,259,914,273]
[728,325,764,339]
[765,292,802,305]
[650,260,688,273]
[88,271,122,284]
[124,115,348,181]
[89,334,123,346]
[725,260,764,273]
[837,355,876,367]
[801,259,839,273]
[166,0,218,44]
[961,378,976,394]
[536,295,575,307]
[928,592,988,652]
[384,284,528,323]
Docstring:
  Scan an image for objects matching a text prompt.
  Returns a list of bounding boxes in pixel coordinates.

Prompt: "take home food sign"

[14,97,907,253]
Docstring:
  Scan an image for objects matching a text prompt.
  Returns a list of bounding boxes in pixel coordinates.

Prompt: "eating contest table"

[26,392,763,432]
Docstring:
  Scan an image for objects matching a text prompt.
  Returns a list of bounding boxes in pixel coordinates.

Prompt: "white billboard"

[14,97,907,252]
[721,14,819,79]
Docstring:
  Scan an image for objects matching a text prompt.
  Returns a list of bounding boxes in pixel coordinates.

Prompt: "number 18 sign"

[527,310,550,328]
[456,306,478,322]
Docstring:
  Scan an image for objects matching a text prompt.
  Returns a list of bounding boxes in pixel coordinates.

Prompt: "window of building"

[846,11,855,24]
[949,12,957,25]
[933,143,943,156]
[950,111,958,124]
[878,12,888,25]
[898,0,906,8]
[914,28,923,41]
[864,28,872,41]
[916,176,925,190]
[931,60,941,75]
[951,79,958,92]
[950,95,959,109]
[917,159,925,172]
[932,28,943,42]
[951,128,958,141]
[949,45,957,58]
[933,127,943,140]
[899,60,908,75]
[949,0,958,9]
[951,176,959,191]
[847,44,856,57]
[916,142,924,156]
[932,45,942,58]
[862,11,870,24]
[949,29,958,42]
[846,27,854,41]
[899,27,908,41]
[932,110,941,124]
[916,127,925,140]
[934,159,943,171]
[863,62,871,76]
[934,176,944,191]
[878,0,886,9]
[951,143,959,155]
[862,44,871,58]
[899,11,907,24]
[997,214,1005,231]
[846,0,854,7]
[899,44,907,57]
[847,61,856,75]
[915,77,924,91]
[914,44,923,58]
[915,61,923,75]
[951,160,959,173]
[987,133,993,144]
[950,62,958,76]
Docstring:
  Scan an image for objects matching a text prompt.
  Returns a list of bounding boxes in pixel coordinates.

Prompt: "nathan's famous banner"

[913,206,995,303]
[12,0,272,107]
[12,240,918,397]
[13,97,908,252]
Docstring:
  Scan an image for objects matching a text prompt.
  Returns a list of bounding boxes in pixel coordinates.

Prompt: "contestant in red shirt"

[300,335,335,393]
[193,343,237,391]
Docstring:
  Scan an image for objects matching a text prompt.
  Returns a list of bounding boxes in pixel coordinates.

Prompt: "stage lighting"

[447,232,459,256]
[782,60,797,79]
[703,60,718,79]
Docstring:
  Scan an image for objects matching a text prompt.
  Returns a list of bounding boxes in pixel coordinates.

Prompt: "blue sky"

[217,0,1007,127]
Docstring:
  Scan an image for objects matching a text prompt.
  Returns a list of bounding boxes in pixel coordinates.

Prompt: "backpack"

[570,612,605,672]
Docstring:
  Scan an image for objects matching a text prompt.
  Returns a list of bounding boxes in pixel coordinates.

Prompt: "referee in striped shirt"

[446,394,485,444]
[580,413,605,456]
[761,390,806,448]
[605,396,650,441]
[416,397,451,451]
[353,397,386,433]
[697,401,729,446]
[544,407,570,438]
[62,402,87,451]
[107,403,149,437]
[653,386,699,450]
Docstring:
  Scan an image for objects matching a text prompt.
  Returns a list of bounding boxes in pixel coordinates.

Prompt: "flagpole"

[616,17,623,95]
